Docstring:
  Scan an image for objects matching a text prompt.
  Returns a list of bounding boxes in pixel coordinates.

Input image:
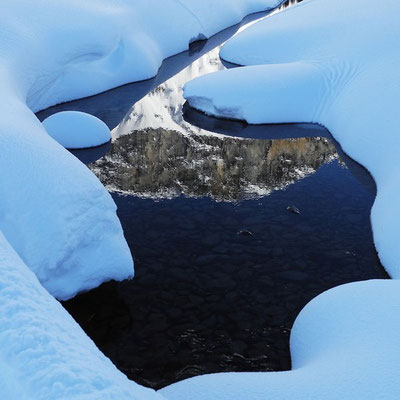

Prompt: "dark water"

[38,8,386,390]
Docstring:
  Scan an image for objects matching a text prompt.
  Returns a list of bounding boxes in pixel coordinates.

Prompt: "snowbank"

[43,111,111,149]
[161,280,400,400]
[0,0,281,399]
[166,0,400,398]
[0,232,164,400]
[0,86,134,301]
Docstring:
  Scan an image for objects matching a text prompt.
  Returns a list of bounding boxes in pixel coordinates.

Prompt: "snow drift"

[0,0,281,399]
[163,0,400,399]
[161,280,400,400]
[0,232,164,400]
[6,0,399,399]
[43,111,112,149]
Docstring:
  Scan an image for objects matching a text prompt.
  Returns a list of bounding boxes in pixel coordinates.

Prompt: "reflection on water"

[91,129,337,201]
[111,46,224,139]
[41,6,387,391]
[66,153,386,389]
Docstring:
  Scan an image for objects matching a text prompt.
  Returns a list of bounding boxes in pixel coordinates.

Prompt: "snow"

[0,86,134,301]
[161,0,400,399]
[161,280,400,400]
[5,0,400,399]
[43,112,111,149]
[0,0,282,399]
[0,232,164,400]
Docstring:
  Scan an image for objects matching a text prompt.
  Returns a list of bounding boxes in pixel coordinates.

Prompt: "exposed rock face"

[90,128,337,201]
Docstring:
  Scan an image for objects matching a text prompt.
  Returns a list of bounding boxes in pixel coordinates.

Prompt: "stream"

[37,7,387,390]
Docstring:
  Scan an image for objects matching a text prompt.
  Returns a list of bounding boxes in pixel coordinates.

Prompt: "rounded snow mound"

[43,111,111,149]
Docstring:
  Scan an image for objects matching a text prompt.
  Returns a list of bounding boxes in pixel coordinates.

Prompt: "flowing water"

[37,7,387,390]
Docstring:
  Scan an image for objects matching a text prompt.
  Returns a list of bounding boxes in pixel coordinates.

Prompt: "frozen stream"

[37,8,387,390]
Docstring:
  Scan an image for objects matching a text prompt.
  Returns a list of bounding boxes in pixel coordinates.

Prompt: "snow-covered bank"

[161,280,400,400]
[0,0,282,399]
[0,90,133,301]
[161,0,400,398]
[0,232,163,400]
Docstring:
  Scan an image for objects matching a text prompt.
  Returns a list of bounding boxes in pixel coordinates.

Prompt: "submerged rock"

[287,205,300,215]
[237,229,253,237]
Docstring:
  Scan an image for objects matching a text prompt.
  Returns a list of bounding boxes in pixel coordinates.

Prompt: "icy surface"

[43,111,111,149]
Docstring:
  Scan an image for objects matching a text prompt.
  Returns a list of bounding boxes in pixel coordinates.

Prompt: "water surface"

[38,9,386,390]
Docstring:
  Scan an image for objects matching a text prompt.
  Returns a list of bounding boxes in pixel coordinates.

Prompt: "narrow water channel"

[37,8,387,390]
